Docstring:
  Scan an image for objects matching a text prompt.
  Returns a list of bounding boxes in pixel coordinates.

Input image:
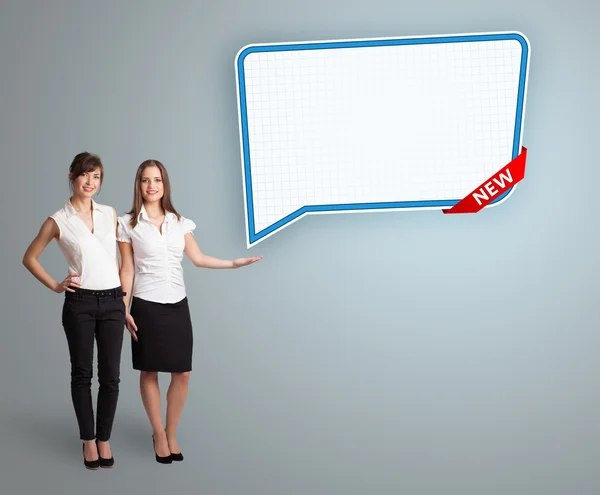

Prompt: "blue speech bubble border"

[235,32,530,246]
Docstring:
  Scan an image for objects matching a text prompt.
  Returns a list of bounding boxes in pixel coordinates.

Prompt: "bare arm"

[118,240,139,339]
[113,207,120,273]
[118,241,135,312]
[22,217,80,293]
[184,233,262,269]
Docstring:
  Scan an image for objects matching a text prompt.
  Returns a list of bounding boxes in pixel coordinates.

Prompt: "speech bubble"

[235,31,530,247]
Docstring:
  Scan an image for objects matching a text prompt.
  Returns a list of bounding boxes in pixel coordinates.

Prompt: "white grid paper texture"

[242,40,523,232]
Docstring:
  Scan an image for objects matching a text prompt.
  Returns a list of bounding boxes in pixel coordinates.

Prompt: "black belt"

[66,287,126,300]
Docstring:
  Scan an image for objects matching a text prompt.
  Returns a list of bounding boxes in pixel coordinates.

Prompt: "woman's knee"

[140,371,159,382]
[171,371,190,384]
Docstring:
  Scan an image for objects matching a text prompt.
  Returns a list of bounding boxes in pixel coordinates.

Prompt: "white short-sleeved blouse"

[117,206,196,304]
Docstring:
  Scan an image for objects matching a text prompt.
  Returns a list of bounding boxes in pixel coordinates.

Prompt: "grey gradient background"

[1,0,598,494]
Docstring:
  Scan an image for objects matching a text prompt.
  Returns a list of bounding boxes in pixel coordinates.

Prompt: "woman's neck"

[144,201,164,218]
[70,195,92,213]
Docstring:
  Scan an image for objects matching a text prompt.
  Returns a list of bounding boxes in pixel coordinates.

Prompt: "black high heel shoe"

[170,451,184,462]
[165,430,184,461]
[152,435,172,464]
[96,439,115,468]
[82,443,100,470]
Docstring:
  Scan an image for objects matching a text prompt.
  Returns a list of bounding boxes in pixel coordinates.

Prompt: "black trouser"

[61,287,126,441]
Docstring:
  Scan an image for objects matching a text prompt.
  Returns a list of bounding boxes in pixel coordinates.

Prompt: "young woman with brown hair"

[117,159,261,464]
[22,152,126,470]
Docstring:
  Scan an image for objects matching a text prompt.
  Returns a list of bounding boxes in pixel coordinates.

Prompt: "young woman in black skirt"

[117,159,262,463]
[22,152,126,470]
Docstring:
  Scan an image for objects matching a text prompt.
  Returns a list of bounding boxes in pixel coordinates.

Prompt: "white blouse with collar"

[117,207,196,304]
[50,199,121,290]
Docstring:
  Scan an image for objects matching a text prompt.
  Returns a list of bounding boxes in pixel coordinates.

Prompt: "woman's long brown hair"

[127,159,181,228]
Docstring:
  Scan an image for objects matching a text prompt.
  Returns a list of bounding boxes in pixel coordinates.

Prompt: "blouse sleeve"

[181,217,196,235]
[116,216,131,243]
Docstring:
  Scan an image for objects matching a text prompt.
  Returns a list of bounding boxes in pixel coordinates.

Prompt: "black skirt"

[130,296,193,373]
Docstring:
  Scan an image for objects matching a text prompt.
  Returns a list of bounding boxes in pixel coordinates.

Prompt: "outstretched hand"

[232,256,263,268]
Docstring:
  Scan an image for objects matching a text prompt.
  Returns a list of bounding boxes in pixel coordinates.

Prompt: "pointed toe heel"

[96,440,115,468]
[82,444,100,470]
[152,435,172,464]
[99,456,115,468]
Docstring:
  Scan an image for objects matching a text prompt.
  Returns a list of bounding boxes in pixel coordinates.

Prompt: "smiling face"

[140,165,164,204]
[130,159,178,226]
[68,152,104,199]
[71,168,102,198]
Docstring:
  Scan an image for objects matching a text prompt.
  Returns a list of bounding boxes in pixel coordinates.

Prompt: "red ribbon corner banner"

[443,147,528,214]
